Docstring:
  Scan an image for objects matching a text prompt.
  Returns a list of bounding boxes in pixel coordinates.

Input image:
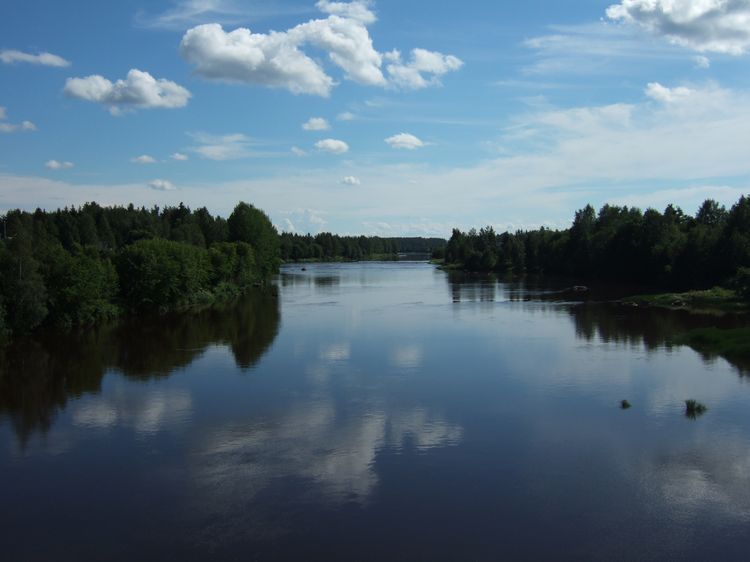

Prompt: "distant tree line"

[280,232,446,261]
[0,201,279,340]
[444,196,750,290]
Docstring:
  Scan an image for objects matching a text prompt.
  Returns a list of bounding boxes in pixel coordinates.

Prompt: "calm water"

[2,262,750,560]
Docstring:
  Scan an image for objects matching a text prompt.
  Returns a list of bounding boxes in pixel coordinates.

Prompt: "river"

[1,261,750,560]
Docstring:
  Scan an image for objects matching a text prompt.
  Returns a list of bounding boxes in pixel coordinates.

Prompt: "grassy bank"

[621,287,750,314]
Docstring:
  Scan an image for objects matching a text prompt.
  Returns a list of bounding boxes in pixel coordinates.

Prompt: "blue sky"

[2,0,750,236]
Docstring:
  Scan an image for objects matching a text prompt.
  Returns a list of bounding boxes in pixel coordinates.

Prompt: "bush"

[116,238,211,312]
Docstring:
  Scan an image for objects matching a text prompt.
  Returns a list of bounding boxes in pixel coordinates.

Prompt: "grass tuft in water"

[685,399,708,419]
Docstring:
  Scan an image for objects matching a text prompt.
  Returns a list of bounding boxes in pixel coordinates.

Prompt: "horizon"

[2,0,750,237]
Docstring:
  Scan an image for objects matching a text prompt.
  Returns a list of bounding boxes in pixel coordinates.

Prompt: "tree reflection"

[446,273,750,374]
[568,303,750,373]
[0,289,280,447]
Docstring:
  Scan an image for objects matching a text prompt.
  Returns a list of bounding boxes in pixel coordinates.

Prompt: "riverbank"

[620,287,750,314]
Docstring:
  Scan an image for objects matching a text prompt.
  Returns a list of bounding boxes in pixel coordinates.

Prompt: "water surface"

[2,262,750,560]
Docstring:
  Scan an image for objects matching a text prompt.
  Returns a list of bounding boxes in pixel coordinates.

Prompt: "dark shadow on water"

[0,289,280,448]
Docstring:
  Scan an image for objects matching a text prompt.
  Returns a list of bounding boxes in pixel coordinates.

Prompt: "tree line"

[443,196,750,290]
[280,232,446,261]
[0,201,280,340]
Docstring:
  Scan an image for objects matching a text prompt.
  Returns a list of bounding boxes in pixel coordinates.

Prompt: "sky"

[2,0,750,236]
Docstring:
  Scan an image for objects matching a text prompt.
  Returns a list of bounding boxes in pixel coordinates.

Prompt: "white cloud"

[607,0,750,54]
[281,208,328,233]
[136,0,308,30]
[386,48,463,90]
[171,152,189,161]
[291,146,309,156]
[341,175,360,185]
[644,82,694,104]
[179,2,459,96]
[148,179,177,191]
[337,111,356,121]
[0,49,70,67]
[180,23,334,96]
[385,132,425,150]
[316,0,376,24]
[315,138,349,154]
[131,154,157,164]
[694,54,711,68]
[8,82,750,237]
[45,160,74,170]
[522,23,682,76]
[0,109,36,133]
[136,0,244,29]
[64,69,191,114]
[189,132,256,160]
[302,117,330,131]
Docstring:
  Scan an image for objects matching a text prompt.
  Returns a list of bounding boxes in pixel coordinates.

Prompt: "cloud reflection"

[73,387,192,435]
[186,393,464,546]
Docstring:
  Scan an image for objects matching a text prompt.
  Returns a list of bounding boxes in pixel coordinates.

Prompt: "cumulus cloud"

[64,69,191,114]
[385,132,425,150]
[302,117,330,131]
[337,111,356,121]
[291,146,309,156]
[131,154,157,164]
[607,0,750,54]
[0,108,36,133]
[386,48,464,90]
[171,152,189,161]
[0,49,70,67]
[45,160,74,170]
[316,0,376,24]
[315,138,349,154]
[645,82,694,103]
[148,179,177,191]
[179,2,460,96]
[341,175,360,185]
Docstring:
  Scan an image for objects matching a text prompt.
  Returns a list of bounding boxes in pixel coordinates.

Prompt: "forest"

[4,194,750,342]
[0,201,279,340]
[443,196,750,292]
[280,232,445,261]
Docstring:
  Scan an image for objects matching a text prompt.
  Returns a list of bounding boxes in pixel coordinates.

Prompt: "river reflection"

[2,263,750,560]
[0,289,280,447]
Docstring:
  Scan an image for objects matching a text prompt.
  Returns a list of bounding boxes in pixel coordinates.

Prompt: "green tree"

[116,238,211,312]
[228,202,279,278]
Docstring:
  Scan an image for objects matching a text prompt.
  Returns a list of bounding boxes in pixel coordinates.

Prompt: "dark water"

[2,262,750,561]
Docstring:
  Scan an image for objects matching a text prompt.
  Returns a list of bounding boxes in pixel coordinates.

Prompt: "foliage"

[731,267,750,300]
[228,202,279,277]
[279,232,446,262]
[117,238,211,312]
[444,196,750,291]
[0,201,280,338]
[685,399,708,419]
